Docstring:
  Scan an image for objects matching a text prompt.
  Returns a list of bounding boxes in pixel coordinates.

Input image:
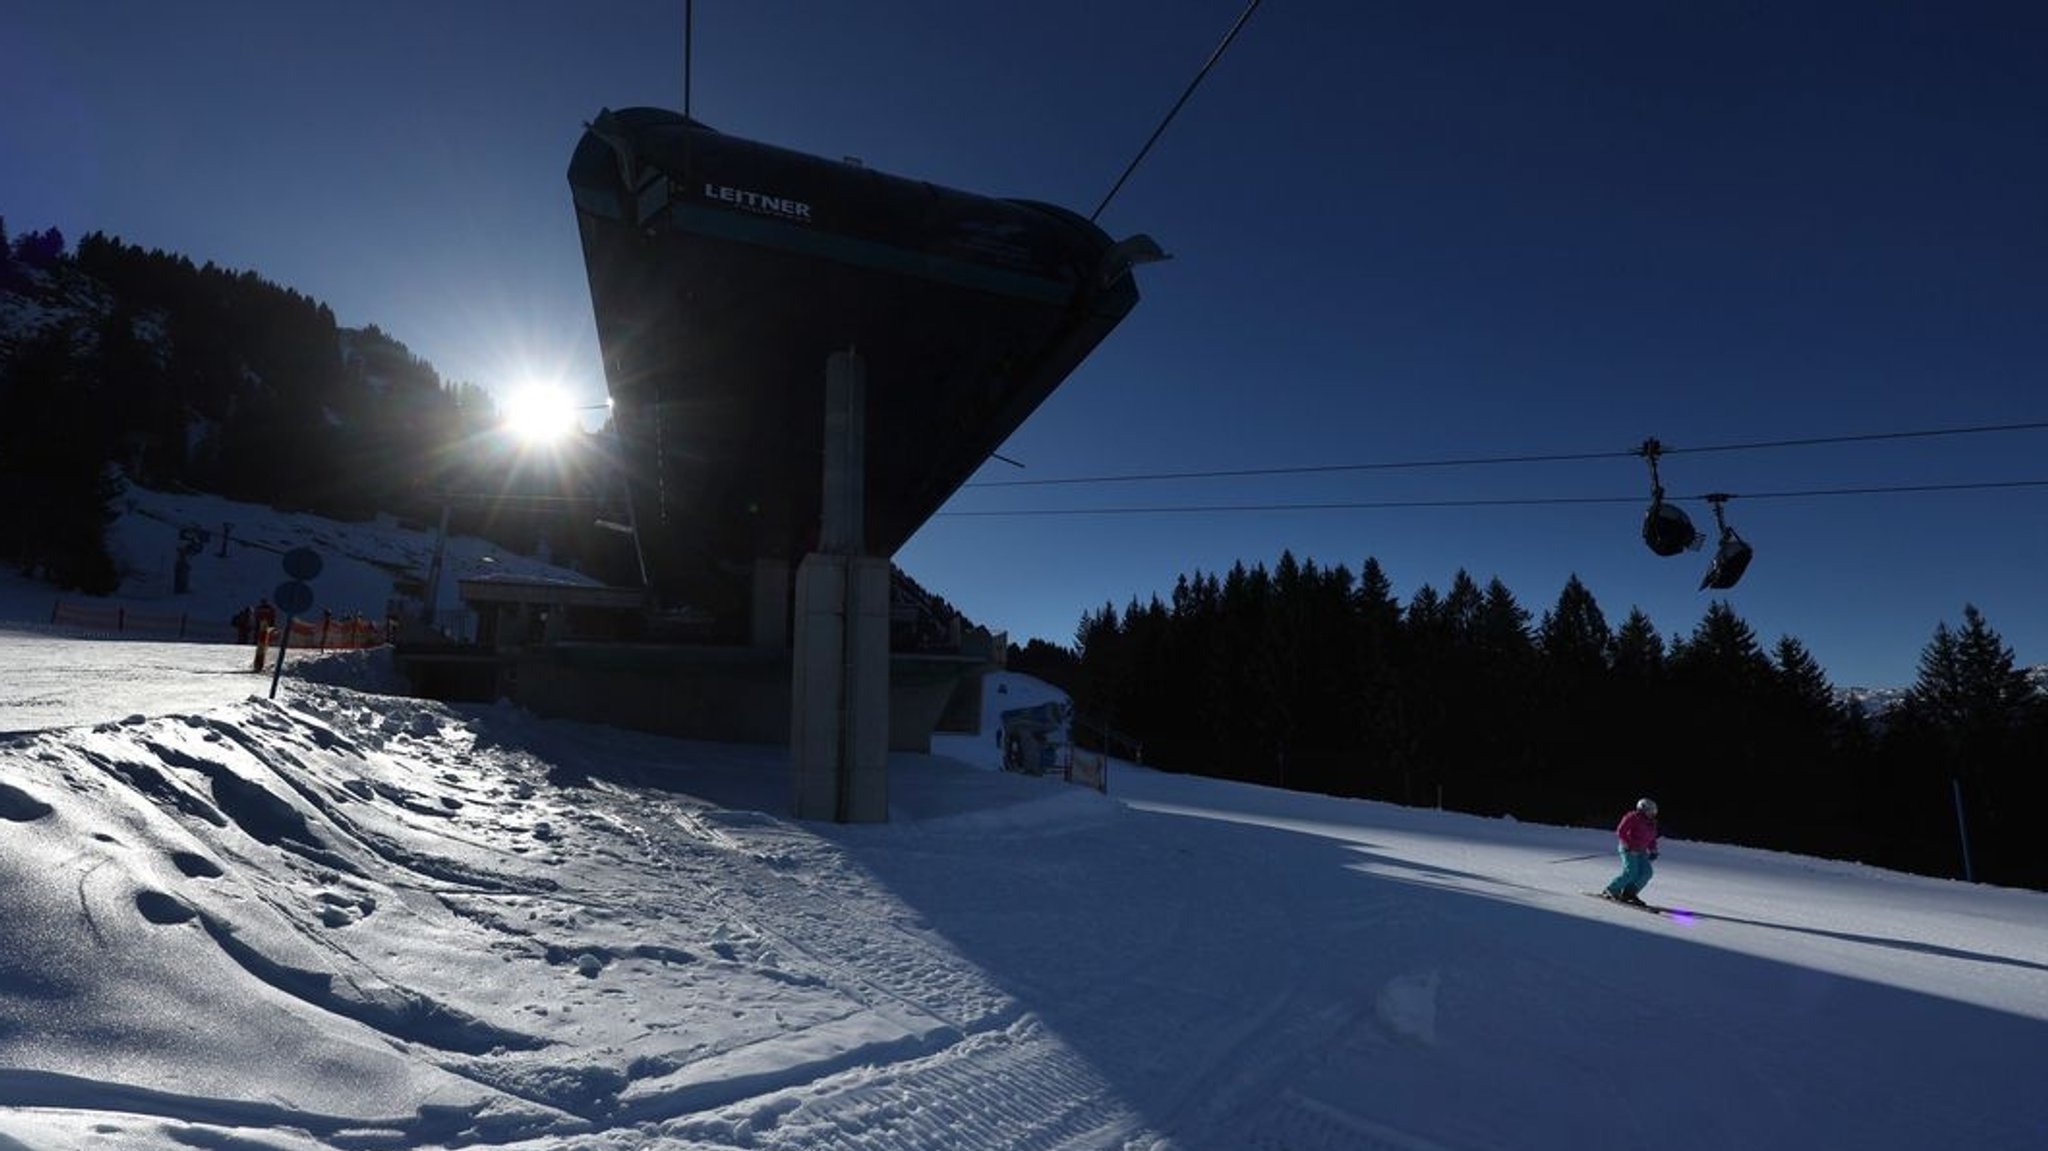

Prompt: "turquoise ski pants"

[1605,848,1654,897]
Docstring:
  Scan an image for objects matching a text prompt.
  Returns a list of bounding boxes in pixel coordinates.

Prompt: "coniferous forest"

[1016,556,2048,892]
[6,221,2043,891]
[0,221,634,593]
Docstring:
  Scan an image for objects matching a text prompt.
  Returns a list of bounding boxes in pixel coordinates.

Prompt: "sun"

[502,384,579,445]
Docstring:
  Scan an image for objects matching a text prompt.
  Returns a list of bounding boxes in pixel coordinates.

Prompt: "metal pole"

[421,499,451,631]
[268,616,294,700]
[1950,776,1975,882]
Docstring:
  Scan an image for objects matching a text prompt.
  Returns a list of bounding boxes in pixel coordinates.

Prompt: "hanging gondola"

[1698,494,1754,590]
[1637,438,1703,557]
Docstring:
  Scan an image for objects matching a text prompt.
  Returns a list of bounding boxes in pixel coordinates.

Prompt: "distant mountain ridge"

[1840,663,2048,718]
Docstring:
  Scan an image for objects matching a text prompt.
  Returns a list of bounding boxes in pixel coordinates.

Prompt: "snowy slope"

[0,645,2045,1150]
[1,492,2046,1149]
[1,479,599,643]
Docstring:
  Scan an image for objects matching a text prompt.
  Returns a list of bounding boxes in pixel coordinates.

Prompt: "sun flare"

[503,385,578,444]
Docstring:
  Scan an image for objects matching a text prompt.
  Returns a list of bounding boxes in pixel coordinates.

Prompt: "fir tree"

[1670,601,1772,689]
[1349,557,1406,802]
[1611,608,1665,678]
[1771,635,1837,725]
[1354,557,1400,634]
[1896,608,2036,740]
[1538,574,1612,673]
[1476,577,1533,659]
[1405,583,1444,635]
[1893,605,2041,884]
[1531,576,1618,821]
[1442,569,1484,643]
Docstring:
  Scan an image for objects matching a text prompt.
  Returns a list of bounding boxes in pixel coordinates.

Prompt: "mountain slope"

[1,646,2044,1150]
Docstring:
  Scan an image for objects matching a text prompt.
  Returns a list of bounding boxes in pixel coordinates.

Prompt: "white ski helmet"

[1636,797,1659,816]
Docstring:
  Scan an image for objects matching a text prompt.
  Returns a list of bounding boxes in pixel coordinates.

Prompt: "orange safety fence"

[247,615,384,673]
[48,601,385,650]
[279,614,383,650]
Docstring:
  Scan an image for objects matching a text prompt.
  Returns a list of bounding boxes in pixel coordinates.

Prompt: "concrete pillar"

[790,349,890,823]
[791,553,890,822]
[819,350,865,554]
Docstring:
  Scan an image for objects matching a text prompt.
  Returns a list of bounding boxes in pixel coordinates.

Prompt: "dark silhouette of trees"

[1064,552,2045,892]
[0,328,119,591]
[9,225,64,270]
[1886,606,2045,886]
[0,225,646,581]
[1007,637,1079,692]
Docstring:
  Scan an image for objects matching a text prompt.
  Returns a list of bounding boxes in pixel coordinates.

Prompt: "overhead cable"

[937,477,2048,518]
[967,418,2048,490]
[1091,0,1264,222]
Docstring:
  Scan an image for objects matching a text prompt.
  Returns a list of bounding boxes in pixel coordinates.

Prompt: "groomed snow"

[1,486,2045,1149]
[0,638,2044,1150]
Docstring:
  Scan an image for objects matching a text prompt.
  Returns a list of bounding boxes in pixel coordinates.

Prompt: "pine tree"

[1405,583,1444,636]
[1477,578,1533,658]
[1349,557,1406,802]
[1894,605,2040,884]
[1612,608,1665,678]
[1530,576,1619,820]
[1899,606,2033,742]
[1771,635,1837,725]
[1443,569,1484,643]
[1354,557,1400,635]
[1538,574,1612,673]
[1761,634,1846,851]
[1670,601,1773,688]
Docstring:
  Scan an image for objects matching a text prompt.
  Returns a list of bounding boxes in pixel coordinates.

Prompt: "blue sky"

[4,1,2044,688]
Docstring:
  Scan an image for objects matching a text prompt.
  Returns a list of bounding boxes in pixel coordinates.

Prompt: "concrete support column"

[791,553,889,822]
[790,349,890,823]
[819,350,865,554]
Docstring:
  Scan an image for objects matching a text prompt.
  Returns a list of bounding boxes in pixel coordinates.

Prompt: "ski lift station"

[402,108,1159,821]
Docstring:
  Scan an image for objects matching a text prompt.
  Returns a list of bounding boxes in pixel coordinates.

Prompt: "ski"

[1585,892,1665,915]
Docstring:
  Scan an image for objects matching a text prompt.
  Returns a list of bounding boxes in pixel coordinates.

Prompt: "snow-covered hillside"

[1,483,2045,1147]
[0,479,597,643]
[0,636,2045,1150]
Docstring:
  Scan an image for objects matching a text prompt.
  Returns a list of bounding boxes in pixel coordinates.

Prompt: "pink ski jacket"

[1616,810,1659,853]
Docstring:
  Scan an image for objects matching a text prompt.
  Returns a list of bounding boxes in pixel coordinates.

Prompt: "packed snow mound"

[288,645,414,696]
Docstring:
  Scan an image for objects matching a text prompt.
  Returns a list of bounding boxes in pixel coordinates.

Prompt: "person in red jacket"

[1602,797,1660,905]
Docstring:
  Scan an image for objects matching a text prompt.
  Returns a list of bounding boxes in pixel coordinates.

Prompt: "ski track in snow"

[3,654,2048,1149]
[0,683,1180,1148]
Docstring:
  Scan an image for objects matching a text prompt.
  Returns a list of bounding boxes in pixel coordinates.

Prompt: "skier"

[1602,797,1660,905]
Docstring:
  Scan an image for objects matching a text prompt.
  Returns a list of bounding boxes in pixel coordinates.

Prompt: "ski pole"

[1546,852,1609,864]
